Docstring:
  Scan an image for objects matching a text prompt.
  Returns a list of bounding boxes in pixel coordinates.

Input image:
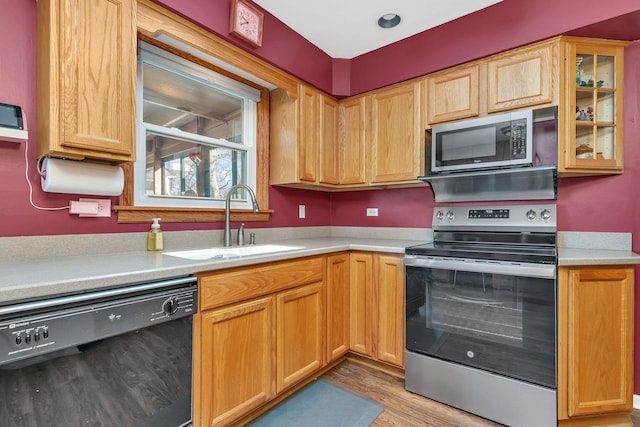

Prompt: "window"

[134,42,261,210]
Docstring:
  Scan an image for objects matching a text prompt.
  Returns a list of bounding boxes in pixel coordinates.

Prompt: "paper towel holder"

[38,157,125,196]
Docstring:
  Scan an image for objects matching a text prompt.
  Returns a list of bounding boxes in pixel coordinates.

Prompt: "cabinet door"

[369,82,423,183]
[319,94,340,185]
[375,254,405,368]
[426,64,479,124]
[487,44,555,113]
[326,253,350,362]
[198,297,275,427]
[276,282,324,393]
[560,40,626,175]
[298,84,319,183]
[338,96,367,185]
[349,252,374,356]
[37,0,136,161]
[558,266,633,419]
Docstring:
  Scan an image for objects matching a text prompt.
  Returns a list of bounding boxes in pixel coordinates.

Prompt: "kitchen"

[1,0,640,426]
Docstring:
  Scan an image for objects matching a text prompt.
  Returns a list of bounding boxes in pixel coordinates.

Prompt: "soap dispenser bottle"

[147,218,164,251]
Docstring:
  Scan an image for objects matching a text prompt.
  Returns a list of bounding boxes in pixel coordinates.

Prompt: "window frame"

[136,41,259,210]
[115,35,272,223]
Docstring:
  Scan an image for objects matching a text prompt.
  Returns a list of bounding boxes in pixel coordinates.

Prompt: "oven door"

[405,256,556,388]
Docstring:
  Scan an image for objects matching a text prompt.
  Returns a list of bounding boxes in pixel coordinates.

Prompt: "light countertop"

[1,230,639,308]
[558,247,640,266]
[0,237,422,306]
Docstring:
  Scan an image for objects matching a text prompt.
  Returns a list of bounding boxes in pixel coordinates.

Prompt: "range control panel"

[0,284,197,366]
[433,204,556,231]
[468,209,510,219]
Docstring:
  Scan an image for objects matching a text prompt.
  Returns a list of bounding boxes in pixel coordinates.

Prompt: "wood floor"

[321,358,640,427]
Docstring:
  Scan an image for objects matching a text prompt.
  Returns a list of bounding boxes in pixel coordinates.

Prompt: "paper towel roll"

[41,158,124,196]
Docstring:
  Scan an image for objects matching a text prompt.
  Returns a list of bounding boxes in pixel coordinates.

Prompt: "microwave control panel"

[511,119,527,158]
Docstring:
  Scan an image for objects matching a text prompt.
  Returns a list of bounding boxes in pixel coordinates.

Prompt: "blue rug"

[247,379,384,427]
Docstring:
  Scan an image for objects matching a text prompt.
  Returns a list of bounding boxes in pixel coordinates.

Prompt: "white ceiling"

[253,0,503,59]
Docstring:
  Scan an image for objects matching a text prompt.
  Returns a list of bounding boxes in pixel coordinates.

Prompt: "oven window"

[0,318,192,427]
[406,266,556,388]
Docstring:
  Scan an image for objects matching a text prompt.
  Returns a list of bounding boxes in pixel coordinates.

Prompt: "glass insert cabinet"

[561,39,627,174]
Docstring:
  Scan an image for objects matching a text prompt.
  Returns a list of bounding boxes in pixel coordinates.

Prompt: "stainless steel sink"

[163,244,304,260]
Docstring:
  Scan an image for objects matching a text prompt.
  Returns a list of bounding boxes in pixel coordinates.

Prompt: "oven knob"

[43,329,49,339]
[526,209,537,221]
[162,297,179,316]
[540,209,552,221]
[435,210,444,221]
[15,335,22,346]
[446,211,455,221]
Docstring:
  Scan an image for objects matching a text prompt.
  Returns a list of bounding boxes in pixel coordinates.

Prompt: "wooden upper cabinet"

[37,0,136,162]
[426,64,480,125]
[558,38,627,176]
[558,266,634,425]
[270,84,340,188]
[298,85,319,183]
[338,96,368,186]
[369,82,424,184]
[487,43,556,113]
[319,95,340,185]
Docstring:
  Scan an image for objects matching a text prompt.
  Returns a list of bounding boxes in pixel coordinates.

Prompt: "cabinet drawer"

[198,256,324,310]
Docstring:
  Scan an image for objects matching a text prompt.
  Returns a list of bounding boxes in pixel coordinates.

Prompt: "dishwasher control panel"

[0,282,197,366]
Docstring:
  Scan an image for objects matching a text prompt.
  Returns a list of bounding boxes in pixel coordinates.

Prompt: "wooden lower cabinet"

[376,254,405,366]
[349,252,405,367]
[349,252,374,357]
[194,251,406,426]
[196,297,276,427]
[276,282,324,393]
[326,253,350,362]
[558,266,634,427]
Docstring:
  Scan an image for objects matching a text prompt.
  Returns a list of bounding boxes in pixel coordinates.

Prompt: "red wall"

[349,0,640,94]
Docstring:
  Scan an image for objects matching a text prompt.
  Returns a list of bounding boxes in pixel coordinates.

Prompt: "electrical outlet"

[79,198,111,217]
[298,205,306,219]
[366,207,379,217]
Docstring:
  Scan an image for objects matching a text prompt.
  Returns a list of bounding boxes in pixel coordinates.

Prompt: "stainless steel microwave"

[431,109,533,173]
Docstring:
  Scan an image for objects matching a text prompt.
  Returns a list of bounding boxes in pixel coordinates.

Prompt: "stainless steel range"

[404,204,557,427]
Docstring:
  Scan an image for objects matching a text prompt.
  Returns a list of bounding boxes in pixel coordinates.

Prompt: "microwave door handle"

[404,256,556,279]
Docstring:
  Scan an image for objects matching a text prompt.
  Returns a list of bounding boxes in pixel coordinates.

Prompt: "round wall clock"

[229,0,264,48]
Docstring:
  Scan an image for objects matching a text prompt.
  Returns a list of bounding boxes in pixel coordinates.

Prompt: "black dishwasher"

[0,276,197,427]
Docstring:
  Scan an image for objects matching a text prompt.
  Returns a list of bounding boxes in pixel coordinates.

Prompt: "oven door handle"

[404,256,556,279]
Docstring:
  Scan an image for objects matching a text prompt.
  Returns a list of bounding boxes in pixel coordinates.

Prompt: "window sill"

[114,206,272,224]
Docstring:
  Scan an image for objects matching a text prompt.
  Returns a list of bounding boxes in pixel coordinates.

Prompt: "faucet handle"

[237,223,245,246]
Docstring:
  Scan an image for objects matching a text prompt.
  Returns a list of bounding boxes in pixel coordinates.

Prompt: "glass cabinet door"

[564,40,625,173]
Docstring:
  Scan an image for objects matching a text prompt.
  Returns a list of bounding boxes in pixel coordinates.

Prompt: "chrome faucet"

[224,184,260,247]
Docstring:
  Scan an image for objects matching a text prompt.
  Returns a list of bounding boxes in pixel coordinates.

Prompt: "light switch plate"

[298,205,306,219]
